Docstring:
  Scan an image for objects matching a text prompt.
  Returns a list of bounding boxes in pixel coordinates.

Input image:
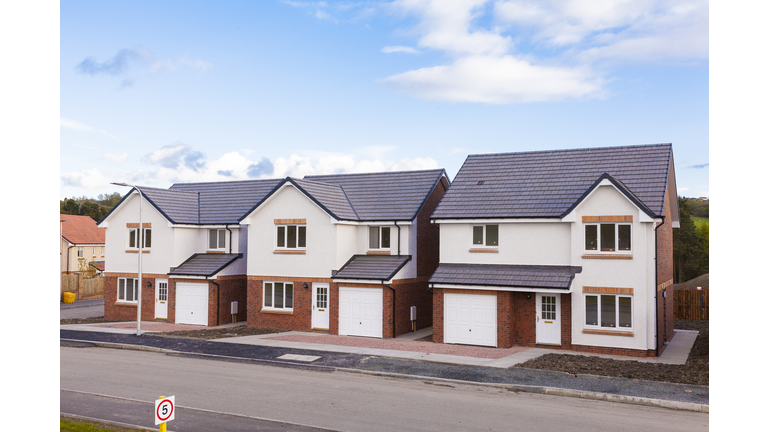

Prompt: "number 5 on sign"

[155,395,175,429]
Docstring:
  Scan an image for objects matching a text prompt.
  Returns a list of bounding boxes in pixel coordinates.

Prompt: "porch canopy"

[429,263,582,293]
[168,253,242,277]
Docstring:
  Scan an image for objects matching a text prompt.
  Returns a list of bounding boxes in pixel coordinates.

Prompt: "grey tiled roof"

[333,254,412,281]
[304,169,447,221]
[169,178,282,224]
[138,187,200,224]
[290,178,359,220]
[431,144,673,219]
[429,263,582,290]
[168,253,242,277]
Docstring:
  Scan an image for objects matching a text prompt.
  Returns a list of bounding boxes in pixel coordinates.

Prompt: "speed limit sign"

[155,395,175,425]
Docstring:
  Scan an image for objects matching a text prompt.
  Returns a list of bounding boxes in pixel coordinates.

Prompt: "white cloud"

[382,45,421,54]
[384,55,602,103]
[61,168,109,190]
[381,0,707,103]
[102,152,128,163]
[60,117,118,139]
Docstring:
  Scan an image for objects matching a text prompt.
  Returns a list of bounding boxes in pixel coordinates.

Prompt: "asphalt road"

[61,345,709,432]
[60,299,104,320]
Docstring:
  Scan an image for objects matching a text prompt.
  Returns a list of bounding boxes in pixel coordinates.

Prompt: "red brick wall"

[655,180,676,354]
[247,276,329,331]
[415,177,448,278]
[104,273,160,321]
[212,275,248,326]
[390,278,433,337]
[512,292,536,347]
[431,287,444,343]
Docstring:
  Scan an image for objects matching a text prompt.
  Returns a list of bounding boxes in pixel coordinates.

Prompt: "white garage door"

[338,287,383,338]
[444,293,497,347]
[176,282,209,326]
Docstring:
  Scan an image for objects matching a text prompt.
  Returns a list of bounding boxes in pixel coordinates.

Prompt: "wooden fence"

[61,273,104,301]
[673,290,709,320]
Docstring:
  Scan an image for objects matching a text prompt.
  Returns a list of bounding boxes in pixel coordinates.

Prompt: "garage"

[175,282,209,326]
[338,287,383,338]
[444,293,497,347]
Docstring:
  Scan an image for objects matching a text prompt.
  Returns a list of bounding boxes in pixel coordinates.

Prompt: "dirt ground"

[61,317,707,385]
[517,320,708,386]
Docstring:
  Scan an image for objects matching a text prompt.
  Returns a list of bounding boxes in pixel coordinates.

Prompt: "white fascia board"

[71,243,105,247]
[561,178,655,223]
[431,283,571,294]
[170,224,240,229]
[168,275,208,280]
[672,221,681,228]
[333,220,412,226]
[97,220,108,228]
[432,218,563,224]
[243,182,337,222]
[333,278,391,285]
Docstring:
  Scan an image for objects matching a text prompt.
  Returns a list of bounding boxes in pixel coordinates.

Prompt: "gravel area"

[517,320,708,386]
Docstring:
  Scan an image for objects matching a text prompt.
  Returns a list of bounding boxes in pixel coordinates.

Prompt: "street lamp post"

[112,182,144,336]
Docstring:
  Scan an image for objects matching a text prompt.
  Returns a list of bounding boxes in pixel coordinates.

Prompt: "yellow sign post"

[155,395,175,431]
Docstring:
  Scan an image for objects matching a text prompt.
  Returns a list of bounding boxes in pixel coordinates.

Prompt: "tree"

[673,197,709,282]
[61,198,80,215]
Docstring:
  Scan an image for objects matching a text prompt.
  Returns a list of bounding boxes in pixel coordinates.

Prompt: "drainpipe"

[209,278,221,326]
[394,221,401,256]
[385,283,396,338]
[226,225,233,254]
[654,215,666,357]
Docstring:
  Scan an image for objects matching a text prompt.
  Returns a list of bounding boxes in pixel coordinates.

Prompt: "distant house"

[98,179,281,325]
[60,214,105,275]
[429,144,679,357]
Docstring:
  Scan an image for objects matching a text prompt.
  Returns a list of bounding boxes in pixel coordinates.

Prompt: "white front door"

[155,279,168,319]
[338,287,383,338]
[444,293,497,347]
[312,283,330,330]
[536,293,561,345]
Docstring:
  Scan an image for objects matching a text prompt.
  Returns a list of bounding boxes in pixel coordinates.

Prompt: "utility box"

[410,306,417,321]
[231,301,238,314]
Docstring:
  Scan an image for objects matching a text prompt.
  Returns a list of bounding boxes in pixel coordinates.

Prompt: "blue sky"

[59,0,709,199]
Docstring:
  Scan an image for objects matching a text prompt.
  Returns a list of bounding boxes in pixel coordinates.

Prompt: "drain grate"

[277,354,321,362]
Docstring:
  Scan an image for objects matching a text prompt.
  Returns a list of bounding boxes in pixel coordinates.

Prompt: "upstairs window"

[369,226,391,250]
[276,224,306,249]
[472,225,498,247]
[585,223,631,252]
[209,229,226,250]
[128,227,152,249]
[77,246,83,258]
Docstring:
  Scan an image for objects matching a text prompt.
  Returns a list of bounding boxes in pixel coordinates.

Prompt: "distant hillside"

[673,273,709,290]
[684,197,709,219]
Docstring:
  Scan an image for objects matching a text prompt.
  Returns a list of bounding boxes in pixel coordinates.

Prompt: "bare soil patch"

[517,320,708,386]
[154,324,289,339]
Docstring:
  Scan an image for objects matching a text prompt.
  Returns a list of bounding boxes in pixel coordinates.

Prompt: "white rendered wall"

[103,193,175,275]
[439,222,571,265]
[246,185,338,278]
[568,185,656,352]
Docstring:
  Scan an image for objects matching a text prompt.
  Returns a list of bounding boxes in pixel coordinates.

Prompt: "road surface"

[60,345,708,432]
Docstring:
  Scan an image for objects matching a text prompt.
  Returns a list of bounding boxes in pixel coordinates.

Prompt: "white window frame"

[584,222,632,253]
[263,281,294,311]
[117,277,139,303]
[209,228,227,250]
[584,293,633,330]
[77,246,83,258]
[472,224,499,247]
[368,226,391,250]
[127,227,152,250]
[100,246,105,256]
[275,224,306,250]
